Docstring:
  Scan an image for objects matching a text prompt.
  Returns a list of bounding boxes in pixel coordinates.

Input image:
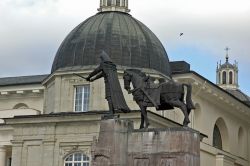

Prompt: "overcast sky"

[0,0,249,95]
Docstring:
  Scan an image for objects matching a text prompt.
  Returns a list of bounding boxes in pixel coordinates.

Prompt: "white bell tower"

[216,47,239,90]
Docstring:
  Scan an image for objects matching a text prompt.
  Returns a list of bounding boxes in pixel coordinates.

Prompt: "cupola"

[98,0,130,13]
[216,47,239,90]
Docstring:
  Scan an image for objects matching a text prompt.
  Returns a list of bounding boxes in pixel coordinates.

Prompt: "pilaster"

[0,145,7,166]
[216,154,235,166]
[11,141,23,166]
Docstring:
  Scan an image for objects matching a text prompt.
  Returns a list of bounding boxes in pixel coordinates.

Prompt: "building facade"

[0,1,250,166]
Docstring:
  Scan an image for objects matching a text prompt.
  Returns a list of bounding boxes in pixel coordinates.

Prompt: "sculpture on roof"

[123,69,195,128]
[86,51,130,114]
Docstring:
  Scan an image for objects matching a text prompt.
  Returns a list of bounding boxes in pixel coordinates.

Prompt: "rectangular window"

[74,85,90,112]
[116,0,120,6]
[107,0,111,6]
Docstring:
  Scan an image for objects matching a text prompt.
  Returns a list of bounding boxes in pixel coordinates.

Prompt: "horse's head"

[123,70,133,92]
[124,69,148,91]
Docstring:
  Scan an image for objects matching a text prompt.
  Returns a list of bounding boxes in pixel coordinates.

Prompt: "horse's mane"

[125,69,146,77]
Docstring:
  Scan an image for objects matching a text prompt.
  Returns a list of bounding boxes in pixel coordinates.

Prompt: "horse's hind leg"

[168,100,190,127]
[184,84,195,113]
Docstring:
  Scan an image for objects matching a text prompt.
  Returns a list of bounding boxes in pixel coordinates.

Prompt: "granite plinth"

[91,119,200,166]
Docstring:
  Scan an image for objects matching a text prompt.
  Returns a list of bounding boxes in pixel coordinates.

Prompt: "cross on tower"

[225,47,230,62]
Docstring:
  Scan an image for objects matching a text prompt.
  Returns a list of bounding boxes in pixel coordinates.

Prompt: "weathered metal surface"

[123,69,195,128]
[86,51,130,114]
[52,12,171,76]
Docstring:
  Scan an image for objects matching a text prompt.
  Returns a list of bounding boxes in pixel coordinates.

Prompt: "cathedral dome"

[51,11,171,76]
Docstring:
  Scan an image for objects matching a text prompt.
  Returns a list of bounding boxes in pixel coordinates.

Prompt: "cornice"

[173,72,250,123]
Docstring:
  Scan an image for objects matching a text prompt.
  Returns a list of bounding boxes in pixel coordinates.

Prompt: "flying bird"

[180,33,184,36]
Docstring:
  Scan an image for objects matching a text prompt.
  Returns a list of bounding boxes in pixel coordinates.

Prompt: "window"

[213,124,222,150]
[222,71,226,84]
[74,85,90,112]
[238,127,246,157]
[13,103,28,109]
[107,0,111,6]
[229,71,233,84]
[64,153,90,166]
[218,72,221,84]
[116,0,120,6]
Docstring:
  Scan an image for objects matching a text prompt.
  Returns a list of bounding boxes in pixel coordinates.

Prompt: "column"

[0,145,6,166]
[216,155,235,166]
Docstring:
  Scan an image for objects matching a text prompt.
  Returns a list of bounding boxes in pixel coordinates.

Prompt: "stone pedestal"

[91,117,133,166]
[128,128,200,166]
[91,118,200,166]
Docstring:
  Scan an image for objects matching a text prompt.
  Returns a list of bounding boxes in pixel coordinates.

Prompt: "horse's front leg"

[137,102,145,129]
[140,112,144,129]
[138,103,150,129]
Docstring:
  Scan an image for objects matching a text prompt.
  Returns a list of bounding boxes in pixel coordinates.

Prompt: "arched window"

[222,71,226,84]
[64,153,90,166]
[238,127,246,157]
[213,124,222,150]
[229,71,233,84]
[218,72,221,84]
[13,103,28,109]
[213,118,229,151]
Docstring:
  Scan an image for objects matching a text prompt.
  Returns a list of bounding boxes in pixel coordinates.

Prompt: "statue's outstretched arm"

[86,65,102,80]
[90,71,104,81]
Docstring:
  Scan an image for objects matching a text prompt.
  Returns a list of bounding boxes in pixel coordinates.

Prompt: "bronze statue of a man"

[86,51,130,114]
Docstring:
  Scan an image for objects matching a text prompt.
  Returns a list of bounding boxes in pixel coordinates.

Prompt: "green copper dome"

[51,11,171,76]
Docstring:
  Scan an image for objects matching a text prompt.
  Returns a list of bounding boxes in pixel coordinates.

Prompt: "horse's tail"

[183,83,195,115]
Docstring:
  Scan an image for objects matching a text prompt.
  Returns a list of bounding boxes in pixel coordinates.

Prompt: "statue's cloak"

[99,62,130,113]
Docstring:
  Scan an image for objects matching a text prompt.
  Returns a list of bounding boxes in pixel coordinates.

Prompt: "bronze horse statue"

[123,69,195,129]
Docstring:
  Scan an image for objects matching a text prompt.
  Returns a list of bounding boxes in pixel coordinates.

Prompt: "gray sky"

[0,0,249,95]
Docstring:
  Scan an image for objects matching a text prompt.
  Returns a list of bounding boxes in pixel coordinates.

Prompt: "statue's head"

[100,51,112,62]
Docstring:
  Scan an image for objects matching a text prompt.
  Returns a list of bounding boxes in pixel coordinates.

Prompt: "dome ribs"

[131,18,150,69]
[51,12,171,77]
[120,13,132,67]
[136,20,171,75]
[123,14,140,68]
[110,13,122,64]
[79,14,101,66]
[103,12,113,57]
[117,13,124,65]
[93,13,109,63]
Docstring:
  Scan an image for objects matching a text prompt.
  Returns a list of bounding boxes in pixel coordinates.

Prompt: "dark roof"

[52,11,171,76]
[172,71,250,108]
[170,61,190,74]
[0,74,49,86]
[226,89,250,102]
[220,62,235,69]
